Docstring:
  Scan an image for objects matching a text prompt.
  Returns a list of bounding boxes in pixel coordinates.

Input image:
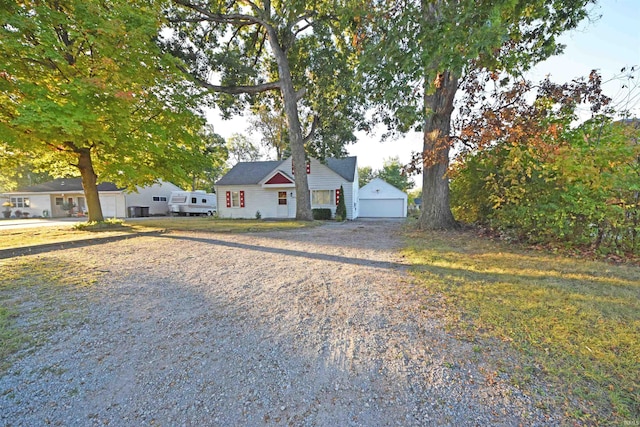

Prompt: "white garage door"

[100,196,117,217]
[360,198,404,217]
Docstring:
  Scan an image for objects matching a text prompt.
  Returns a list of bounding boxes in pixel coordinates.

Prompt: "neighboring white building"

[2,178,183,218]
[215,157,359,219]
[359,177,408,218]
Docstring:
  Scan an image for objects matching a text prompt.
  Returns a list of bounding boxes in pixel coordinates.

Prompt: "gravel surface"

[1,220,561,426]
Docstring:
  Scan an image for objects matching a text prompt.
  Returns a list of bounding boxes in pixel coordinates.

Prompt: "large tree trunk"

[266,29,313,221]
[419,71,459,230]
[76,147,104,222]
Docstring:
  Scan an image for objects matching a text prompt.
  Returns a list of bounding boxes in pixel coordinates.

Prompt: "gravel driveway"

[1,220,560,426]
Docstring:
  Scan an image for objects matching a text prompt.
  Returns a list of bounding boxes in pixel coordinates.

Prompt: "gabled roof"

[326,157,357,182]
[216,157,357,186]
[359,177,407,198]
[262,171,295,185]
[216,161,282,186]
[11,178,121,193]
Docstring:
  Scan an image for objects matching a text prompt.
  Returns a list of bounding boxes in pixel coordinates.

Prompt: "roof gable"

[216,160,282,186]
[216,157,357,186]
[262,171,295,186]
[360,178,407,197]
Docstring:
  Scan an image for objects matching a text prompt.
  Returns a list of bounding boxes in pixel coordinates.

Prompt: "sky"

[209,0,640,184]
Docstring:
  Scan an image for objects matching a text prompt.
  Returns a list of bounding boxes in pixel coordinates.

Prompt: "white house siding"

[125,182,183,216]
[359,178,407,218]
[351,167,360,219]
[99,193,127,218]
[28,195,51,217]
[279,157,357,220]
[5,194,50,217]
[216,185,277,219]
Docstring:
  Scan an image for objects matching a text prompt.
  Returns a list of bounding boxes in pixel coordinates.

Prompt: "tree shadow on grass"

[157,233,408,271]
[0,231,162,260]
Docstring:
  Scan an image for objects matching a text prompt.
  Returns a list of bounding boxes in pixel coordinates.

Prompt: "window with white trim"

[231,191,240,207]
[10,197,30,208]
[152,196,167,202]
[311,190,334,205]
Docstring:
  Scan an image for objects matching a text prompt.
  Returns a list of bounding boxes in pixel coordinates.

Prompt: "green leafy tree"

[0,0,211,222]
[357,0,595,229]
[250,102,289,160]
[358,166,375,188]
[377,157,414,192]
[451,71,640,256]
[226,133,261,165]
[183,127,228,192]
[165,0,363,220]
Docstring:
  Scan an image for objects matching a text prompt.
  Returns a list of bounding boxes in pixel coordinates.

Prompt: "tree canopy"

[164,0,363,219]
[0,0,212,221]
[358,157,414,191]
[356,0,596,229]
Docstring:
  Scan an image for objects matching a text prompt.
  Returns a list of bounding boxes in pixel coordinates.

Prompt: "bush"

[450,118,640,255]
[312,208,332,220]
[255,210,262,219]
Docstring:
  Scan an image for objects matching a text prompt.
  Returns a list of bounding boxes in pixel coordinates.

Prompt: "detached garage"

[359,178,408,218]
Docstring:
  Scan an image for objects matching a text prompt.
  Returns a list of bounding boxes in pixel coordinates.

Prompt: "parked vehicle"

[168,191,216,216]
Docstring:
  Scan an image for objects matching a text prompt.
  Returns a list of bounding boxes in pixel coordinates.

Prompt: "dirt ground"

[0,220,561,426]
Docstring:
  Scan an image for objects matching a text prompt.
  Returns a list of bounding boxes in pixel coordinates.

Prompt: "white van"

[168,191,216,216]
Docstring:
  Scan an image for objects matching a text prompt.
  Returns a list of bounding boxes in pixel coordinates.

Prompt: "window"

[278,191,287,205]
[55,197,63,206]
[152,196,167,202]
[11,197,30,208]
[226,191,245,208]
[201,198,207,203]
[311,190,334,205]
[191,197,197,203]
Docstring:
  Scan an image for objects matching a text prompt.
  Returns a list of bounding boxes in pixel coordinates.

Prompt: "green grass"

[0,258,98,373]
[125,217,320,233]
[0,226,132,250]
[403,228,640,424]
[0,218,318,251]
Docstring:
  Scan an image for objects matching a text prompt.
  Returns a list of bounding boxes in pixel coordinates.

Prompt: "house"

[359,178,408,218]
[2,178,183,218]
[215,157,359,219]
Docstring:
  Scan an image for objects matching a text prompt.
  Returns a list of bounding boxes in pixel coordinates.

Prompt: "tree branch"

[303,115,319,144]
[177,64,281,94]
[173,0,268,27]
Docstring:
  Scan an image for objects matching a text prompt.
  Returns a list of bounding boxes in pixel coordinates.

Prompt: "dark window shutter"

[335,188,340,205]
[240,191,245,208]
[226,191,231,208]
[306,160,310,174]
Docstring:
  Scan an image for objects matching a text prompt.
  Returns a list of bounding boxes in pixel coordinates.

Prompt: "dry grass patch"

[0,218,318,252]
[126,217,320,233]
[403,228,640,425]
[0,226,131,250]
[0,257,99,373]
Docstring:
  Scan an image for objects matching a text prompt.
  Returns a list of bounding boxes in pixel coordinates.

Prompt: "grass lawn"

[126,217,320,233]
[0,226,132,251]
[403,227,640,425]
[0,217,319,251]
[0,257,98,374]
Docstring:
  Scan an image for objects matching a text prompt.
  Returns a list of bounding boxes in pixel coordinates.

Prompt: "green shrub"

[450,118,640,255]
[312,208,332,220]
